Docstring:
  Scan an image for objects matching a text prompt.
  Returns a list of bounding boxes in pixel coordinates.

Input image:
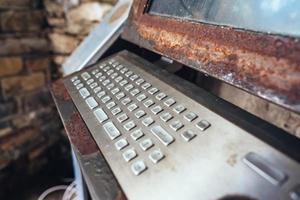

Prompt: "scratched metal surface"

[63,51,300,200]
[51,79,126,200]
[122,0,300,114]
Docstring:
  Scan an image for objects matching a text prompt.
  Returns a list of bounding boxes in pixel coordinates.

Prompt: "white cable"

[37,185,69,200]
[62,181,78,200]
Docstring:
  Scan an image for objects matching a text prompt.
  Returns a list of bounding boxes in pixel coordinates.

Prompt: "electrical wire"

[37,181,78,200]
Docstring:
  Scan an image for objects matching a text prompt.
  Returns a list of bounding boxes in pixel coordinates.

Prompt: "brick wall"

[0,0,115,196]
[0,0,64,196]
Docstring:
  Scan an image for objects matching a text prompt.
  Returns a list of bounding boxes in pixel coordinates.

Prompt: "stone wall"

[43,0,114,74]
[0,0,64,195]
[0,0,114,197]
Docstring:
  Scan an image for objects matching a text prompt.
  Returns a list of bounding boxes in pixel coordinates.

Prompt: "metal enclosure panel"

[64,51,300,200]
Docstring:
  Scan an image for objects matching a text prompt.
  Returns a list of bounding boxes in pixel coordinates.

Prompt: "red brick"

[0,0,38,8]
[25,57,49,71]
[0,37,49,56]
[1,10,46,32]
[0,57,23,77]
[1,72,46,97]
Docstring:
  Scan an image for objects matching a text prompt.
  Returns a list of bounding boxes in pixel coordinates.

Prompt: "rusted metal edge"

[122,0,300,114]
[51,79,127,200]
[51,79,99,155]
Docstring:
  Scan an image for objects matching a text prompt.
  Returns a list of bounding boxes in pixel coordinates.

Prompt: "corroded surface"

[122,0,300,113]
[51,79,126,200]
[51,79,98,155]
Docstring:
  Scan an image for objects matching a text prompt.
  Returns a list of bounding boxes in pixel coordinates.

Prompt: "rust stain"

[51,79,71,101]
[115,190,127,200]
[109,3,130,24]
[51,79,98,155]
[122,1,300,113]
[65,111,99,155]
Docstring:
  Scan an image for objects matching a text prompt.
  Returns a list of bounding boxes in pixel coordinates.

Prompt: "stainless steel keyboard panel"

[64,52,300,200]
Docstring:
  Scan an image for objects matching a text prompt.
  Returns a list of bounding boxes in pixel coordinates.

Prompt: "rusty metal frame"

[122,0,300,114]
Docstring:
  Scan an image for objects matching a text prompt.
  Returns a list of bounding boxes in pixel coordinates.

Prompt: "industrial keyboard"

[64,51,300,200]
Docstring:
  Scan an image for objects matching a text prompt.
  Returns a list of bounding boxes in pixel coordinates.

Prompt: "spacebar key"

[151,125,174,146]
[103,121,121,140]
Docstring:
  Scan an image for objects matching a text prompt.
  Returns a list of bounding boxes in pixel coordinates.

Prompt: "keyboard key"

[120,68,128,74]
[140,138,154,151]
[142,117,154,127]
[103,121,120,140]
[85,97,98,109]
[170,120,184,131]
[115,76,123,82]
[115,138,128,150]
[76,83,83,90]
[123,148,137,162]
[135,110,146,118]
[173,105,186,114]
[81,72,91,80]
[107,69,114,75]
[121,97,131,105]
[106,101,116,109]
[91,69,99,75]
[151,105,163,115]
[94,108,108,123]
[111,72,118,79]
[111,87,120,95]
[93,86,102,93]
[99,63,106,69]
[196,120,211,131]
[131,129,144,140]
[102,79,110,86]
[125,71,133,77]
[90,82,98,89]
[135,78,145,85]
[116,65,123,70]
[131,160,147,175]
[156,92,167,100]
[144,99,154,107]
[124,121,136,131]
[79,88,90,99]
[184,112,198,122]
[181,130,196,142]
[160,112,173,122]
[116,92,125,100]
[148,87,159,95]
[151,125,174,146]
[103,66,110,72]
[99,75,106,82]
[137,93,147,101]
[127,103,138,112]
[111,107,122,115]
[97,91,106,98]
[73,79,81,86]
[130,88,140,96]
[95,72,103,78]
[101,95,111,103]
[141,82,151,90]
[117,113,128,123]
[125,84,134,91]
[120,80,128,86]
[86,78,94,85]
[71,76,78,82]
[130,74,139,81]
[149,149,165,164]
[107,83,115,90]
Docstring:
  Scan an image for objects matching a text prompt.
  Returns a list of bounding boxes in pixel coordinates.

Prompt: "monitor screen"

[148,0,300,37]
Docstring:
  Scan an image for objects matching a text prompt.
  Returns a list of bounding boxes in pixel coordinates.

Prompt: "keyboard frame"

[64,50,300,200]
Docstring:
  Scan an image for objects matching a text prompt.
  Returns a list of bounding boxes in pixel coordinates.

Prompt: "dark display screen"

[149,0,300,37]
